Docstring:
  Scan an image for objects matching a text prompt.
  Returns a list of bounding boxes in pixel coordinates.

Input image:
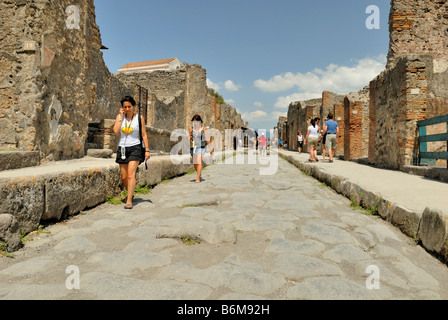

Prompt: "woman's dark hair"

[191,114,203,122]
[121,96,136,107]
[311,118,316,128]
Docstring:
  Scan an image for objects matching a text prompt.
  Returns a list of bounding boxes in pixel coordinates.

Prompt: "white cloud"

[254,55,387,109]
[226,99,235,105]
[253,101,264,107]
[224,80,242,92]
[274,93,319,109]
[206,78,221,91]
[271,111,287,120]
[241,110,268,120]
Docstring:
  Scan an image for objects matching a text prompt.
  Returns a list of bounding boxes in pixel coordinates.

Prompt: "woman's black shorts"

[115,144,144,165]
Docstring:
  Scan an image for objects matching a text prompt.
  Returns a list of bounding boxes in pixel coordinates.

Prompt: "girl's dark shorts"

[115,144,144,165]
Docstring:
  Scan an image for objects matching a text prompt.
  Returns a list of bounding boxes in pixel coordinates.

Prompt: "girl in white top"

[118,114,141,148]
[113,96,150,210]
[305,119,319,162]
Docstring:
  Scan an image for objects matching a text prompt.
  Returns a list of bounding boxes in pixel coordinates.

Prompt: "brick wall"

[370,55,430,169]
[334,103,345,156]
[388,0,448,67]
[344,98,363,160]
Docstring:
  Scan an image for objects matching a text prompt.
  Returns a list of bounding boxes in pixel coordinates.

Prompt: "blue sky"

[95,0,390,130]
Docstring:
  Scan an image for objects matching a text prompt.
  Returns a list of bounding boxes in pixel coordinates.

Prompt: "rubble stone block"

[418,208,448,262]
[0,214,22,252]
[0,151,40,171]
[42,169,107,221]
[390,205,421,239]
[0,177,45,233]
[87,149,113,159]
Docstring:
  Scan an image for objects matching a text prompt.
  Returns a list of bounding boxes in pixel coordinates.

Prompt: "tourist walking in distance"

[189,115,212,183]
[114,96,150,209]
[321,123,328,161]
[257,132,268,157]
[297,131,304,154]
[314,117,321,162]
[323,113,339,163]
[305,119,319,162]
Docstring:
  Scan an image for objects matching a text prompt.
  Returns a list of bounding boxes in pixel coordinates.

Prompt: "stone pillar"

[368,79,377,164]
[334,103,345,156]
[344,98,363,160]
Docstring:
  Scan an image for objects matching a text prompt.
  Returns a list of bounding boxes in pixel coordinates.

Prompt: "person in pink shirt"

[258,133,267,157]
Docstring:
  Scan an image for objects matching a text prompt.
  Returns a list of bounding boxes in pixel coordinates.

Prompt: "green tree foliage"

[207,88,226,105]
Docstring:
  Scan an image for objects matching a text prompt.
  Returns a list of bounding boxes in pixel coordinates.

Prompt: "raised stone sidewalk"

[279,150,448,264]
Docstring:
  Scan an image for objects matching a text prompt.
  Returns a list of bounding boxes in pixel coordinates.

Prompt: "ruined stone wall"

[286,98,321,151]
[343,89,370,160]
[277,117,287,142]
[361,0,448,169]
[286,102,299,151]
[388,0,448,68]
[0,0,132,161]
[117,64,232,133]
[370,55,429,169]
[184,64,213,129]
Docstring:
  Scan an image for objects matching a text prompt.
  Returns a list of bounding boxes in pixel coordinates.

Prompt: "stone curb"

[279,151,448,265]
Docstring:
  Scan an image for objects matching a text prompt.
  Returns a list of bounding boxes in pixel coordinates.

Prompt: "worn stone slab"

[91,219,133,231]
[233,219,297,233]
[53,236,97,254]
[287,276,385,300]
[322,244,372,263]
[300,223,355,245]
[272,254,344,281]
[159,261,286,295]
[123,235,179,252]
[266,238,326,257]
[87,251,171,276]
[81,272,213,300]
[0,256,56,277]
[0,284,70,300]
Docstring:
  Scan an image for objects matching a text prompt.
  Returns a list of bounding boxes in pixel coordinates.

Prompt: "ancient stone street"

[1,156,447,300]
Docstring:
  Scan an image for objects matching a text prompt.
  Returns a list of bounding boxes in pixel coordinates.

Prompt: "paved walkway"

[1,153,447,300]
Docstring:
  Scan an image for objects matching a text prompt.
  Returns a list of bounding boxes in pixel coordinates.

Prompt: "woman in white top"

[305,119,319,162]
[113,96,150,209]
[297,131,304,154]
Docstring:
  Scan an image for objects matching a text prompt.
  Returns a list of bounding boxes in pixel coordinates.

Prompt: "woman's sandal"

[124,204,133,210]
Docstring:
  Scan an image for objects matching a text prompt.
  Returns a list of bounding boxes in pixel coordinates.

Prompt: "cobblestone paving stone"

[1,155,448,300]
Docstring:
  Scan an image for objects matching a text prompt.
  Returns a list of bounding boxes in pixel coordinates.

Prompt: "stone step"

[0,151,40,172]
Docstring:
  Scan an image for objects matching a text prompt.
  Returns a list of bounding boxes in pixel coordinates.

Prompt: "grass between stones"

[106,185,152,205]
